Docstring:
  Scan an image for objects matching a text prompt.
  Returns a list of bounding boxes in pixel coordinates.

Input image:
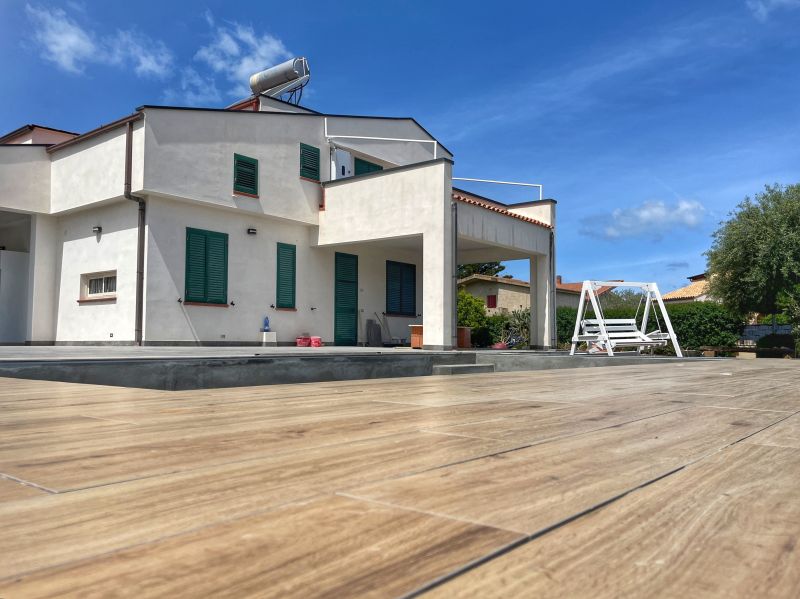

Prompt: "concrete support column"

[422,230,455,350]
[530,253,554,349]
[422,161,455,351]
[26,214,58,344]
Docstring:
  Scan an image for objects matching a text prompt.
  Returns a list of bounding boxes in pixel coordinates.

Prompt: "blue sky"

[2,0,799,292]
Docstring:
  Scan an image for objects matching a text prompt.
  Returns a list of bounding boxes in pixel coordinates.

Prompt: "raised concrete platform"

[0,346,715,390]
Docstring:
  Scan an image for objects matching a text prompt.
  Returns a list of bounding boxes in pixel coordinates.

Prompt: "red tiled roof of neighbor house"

[451,190,552,229]
[459,274,619,296]
[663,274,709,301]
[555,276,619,295]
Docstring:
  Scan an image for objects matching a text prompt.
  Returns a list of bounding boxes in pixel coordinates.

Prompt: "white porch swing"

[569,281,683,357]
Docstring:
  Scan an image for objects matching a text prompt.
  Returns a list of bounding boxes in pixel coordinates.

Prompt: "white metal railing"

[452,177,543,202]
[323,117,439,158]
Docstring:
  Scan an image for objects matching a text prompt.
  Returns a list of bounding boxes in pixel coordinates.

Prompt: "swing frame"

[569,281,683,357]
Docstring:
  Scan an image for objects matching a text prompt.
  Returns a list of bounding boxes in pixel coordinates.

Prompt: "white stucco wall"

[507,199,556,227]
[0,146,51,214]
[54,201,139,342]
[319,160,454,348]
[142,109,326,225]
[325,115,451,165]
[50,121,144,213]
[143,197,422,344]
[457,202,552,256]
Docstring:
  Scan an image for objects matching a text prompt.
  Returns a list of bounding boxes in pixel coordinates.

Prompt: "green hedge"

[556,301,744,350]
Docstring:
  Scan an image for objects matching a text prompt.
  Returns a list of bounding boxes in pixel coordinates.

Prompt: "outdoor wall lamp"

[92,226,102,234]
[247,228,257,235]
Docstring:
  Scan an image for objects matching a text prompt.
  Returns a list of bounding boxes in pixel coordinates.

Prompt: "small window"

[354,157,383,176]
[487,294,497,309]
[234,153,258,196]
[81,271,117,299]
[386,261,416,316]
[185,228,228,304]
[299,144,321,181]
[276,243,296,309]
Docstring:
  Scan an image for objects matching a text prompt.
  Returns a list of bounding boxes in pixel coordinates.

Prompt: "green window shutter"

[185,228,228,304]
[299,143,320,181]
[386,261,402,314]
[276,243,296,309]
[205,231,228,304]
[234,153,258,195]
[185,228,207,302]
[354,157,383,176]
[386,261,415,316]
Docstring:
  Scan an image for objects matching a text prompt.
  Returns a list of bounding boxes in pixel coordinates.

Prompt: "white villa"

[0,86,556,349]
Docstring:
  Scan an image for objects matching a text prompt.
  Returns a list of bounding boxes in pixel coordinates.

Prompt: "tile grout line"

[0,472,57,494]
[402,407,800,598]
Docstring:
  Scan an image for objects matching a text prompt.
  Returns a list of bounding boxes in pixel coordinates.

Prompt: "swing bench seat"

[568,281,683,357]
[574,319,667,347]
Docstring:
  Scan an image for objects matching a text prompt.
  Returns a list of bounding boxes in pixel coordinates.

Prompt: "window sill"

[183,301,229,307]
[275,307,297,311]
[299,176,321,184]
[78,296,117,304]
[233,190,259,199]
[385,312,417,318]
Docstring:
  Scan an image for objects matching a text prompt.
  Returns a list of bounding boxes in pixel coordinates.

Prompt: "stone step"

[431,363,495,376]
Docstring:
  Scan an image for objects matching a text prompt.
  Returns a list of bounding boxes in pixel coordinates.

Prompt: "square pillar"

[421,229,455,350]
[26,214,58,344]
[530,253,554,349]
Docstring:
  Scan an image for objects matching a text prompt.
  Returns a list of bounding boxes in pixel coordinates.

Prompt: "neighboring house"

[459,274,616,313]
[551,276,618,309]
[663,273,711,303]
[0,79,557,348]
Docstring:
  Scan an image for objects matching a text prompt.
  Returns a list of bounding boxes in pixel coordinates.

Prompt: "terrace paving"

[1,359,798,597]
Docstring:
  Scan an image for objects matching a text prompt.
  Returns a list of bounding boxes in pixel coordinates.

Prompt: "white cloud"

[163,67,222,107]
[25,4,173,78]
[746,0,800,21]
[195,21,291,97]
[580,199,706,240]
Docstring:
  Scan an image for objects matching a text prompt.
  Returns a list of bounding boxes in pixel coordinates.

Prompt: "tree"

[706,184,800,315]
[458,262,505,279]
[456,290,488,329]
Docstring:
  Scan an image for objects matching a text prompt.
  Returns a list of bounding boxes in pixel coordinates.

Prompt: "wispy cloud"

[433,15,757,142]
[195,18,291,97]
[580,199,706,241]
[25,4,173,77]
[162,67,221,106]
[666,261,690,270]
[746,0,800,21]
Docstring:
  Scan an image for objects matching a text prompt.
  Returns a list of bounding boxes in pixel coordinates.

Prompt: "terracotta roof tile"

[663,279,709,301]
[452,192,552,229]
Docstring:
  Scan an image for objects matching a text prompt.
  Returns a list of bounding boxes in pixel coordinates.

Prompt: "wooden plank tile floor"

[1,359,799,598]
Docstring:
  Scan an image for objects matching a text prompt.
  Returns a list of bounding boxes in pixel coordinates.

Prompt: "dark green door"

[334,252,358,345]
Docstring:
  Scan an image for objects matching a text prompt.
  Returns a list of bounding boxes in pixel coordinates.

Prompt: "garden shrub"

[556,301,743,350]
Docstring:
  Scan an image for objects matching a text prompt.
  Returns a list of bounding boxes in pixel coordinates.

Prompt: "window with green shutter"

[233,153,258,196]
[299,143,320,181]
[354,157,383,176]
[276,242,296,309]
[386,260,416,316]
[185,228,228,304]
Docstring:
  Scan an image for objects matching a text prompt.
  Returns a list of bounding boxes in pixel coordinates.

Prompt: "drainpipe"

[452,197,459,350]
[125,119,145,346]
